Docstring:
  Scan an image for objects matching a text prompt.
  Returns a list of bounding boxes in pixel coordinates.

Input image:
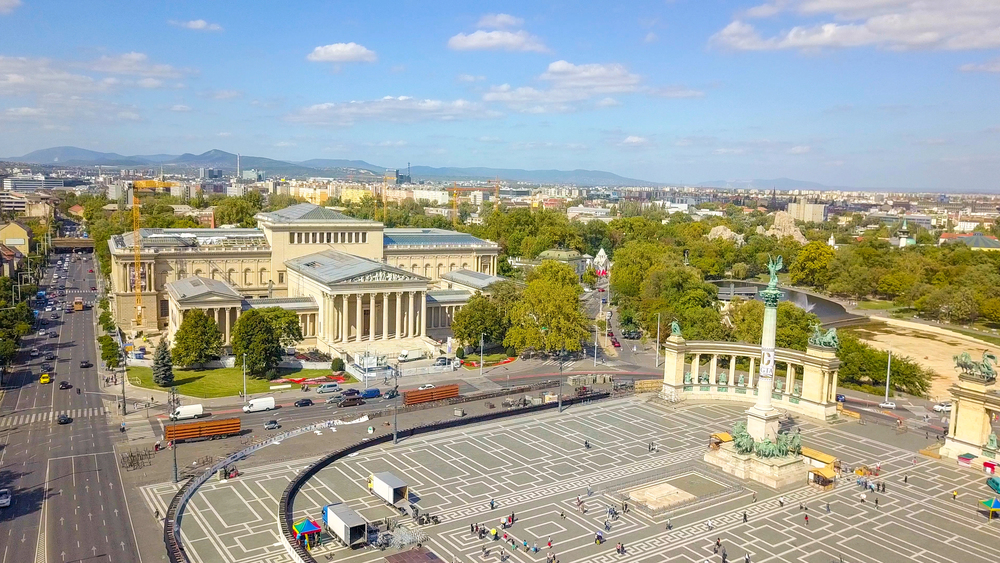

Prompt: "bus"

[73,297,84,311]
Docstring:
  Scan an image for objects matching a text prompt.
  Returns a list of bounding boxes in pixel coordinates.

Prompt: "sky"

[1,0,999,190]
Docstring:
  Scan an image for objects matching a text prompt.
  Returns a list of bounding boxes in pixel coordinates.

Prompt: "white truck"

[322,503,367,547]
[243,397,275,413]
[397,349,425,362]
[169,404,203,421]
[368,472,408,507]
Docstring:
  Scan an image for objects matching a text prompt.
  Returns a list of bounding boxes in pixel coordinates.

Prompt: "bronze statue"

[670,320,682,337]
[766,255,783,289]
[808,324,839,349]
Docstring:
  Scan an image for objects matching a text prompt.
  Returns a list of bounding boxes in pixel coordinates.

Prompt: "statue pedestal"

[746,406,781,442]
[704,442,807,489]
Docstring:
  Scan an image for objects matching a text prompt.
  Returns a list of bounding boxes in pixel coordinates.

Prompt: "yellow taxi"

[39,373,51,384]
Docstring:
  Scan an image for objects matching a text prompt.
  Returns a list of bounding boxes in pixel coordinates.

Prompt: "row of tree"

[0,277,38,368]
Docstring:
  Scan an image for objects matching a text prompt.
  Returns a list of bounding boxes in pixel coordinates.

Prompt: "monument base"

[704,442,807,489]
[746,406,781,442]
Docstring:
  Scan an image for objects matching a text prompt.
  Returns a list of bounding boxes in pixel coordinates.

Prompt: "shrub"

[456,347,466,359]
[331,357,345,372]
[505,346,516,357]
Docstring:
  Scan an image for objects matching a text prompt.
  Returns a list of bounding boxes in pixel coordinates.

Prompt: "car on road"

[56,414,71,425]
[38,330,46,336]
[836,394,846,402]
[39,374,51,384]
[79,360,92,368]
[58,381,71,390]
[30,348,39,357]
[597,288,605,292]
[49,331,57,338]
[44,353,55,360]
[611,339,621,348]
[361,388,381,399]
[88,269,93,273]
[418,383,436,391]
[337,397,364,408]
[263,420,281,430]
[324,394,343,404]
[91,286,97,291]
[383,389,400,400]
[433,356,450,366]
[606,330,613,337]
[932,402,952,412]
[50,313,58,319]
[41,363,52,372]
[342,388,361,397]
[878,401,896,409]
[0,488,10,508]
[294,398,314,407]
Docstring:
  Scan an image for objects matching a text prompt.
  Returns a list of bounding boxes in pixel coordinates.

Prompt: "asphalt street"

[0,251,141,563]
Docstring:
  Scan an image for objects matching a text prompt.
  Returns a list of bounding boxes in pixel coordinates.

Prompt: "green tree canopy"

[257,307,304,347]
[171,309,223,368]
[730,299,819,351]
[452,293,505,347]
[837,332,931,397]
[504,277,590,353]
[231,309,283,378]
[789,241,835,288]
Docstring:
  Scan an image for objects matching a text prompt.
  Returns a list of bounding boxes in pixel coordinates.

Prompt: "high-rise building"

[786,198,827,223]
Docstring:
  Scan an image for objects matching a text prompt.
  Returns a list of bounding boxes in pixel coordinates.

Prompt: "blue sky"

[1,0,999,189]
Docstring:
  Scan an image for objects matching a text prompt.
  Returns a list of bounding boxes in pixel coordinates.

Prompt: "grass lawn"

[856,299,897,310]
[127,366,336,398]
[462,352,514,367]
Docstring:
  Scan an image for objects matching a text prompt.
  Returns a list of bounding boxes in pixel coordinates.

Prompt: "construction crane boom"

[133,194,142,326]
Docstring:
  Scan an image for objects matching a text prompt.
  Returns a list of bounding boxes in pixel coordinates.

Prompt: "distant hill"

[163,150,319,177]
[297,159,384,174]
[409,165,654,186]
[696,178,841,191]
[5,146,153,166]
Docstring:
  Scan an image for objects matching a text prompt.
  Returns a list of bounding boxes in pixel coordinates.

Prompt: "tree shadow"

[0,465,56,524]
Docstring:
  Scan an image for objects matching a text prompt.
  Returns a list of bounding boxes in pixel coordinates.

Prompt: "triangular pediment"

[175,292,243,305]
[338,267,425,285]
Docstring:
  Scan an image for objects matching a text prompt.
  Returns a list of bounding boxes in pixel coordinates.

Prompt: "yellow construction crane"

[447,183,489,228]
[132,193,142,326]
[132,180,176,190]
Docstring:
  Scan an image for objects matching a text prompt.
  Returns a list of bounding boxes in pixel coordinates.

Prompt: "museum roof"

[242,296,317,312]
[427,289,472,304]
[164,276,242,303]
[110,228,268,252]
[285,249,425,286]
[255,203,377,225]
[383,228,497,249]
[440,269,506,290]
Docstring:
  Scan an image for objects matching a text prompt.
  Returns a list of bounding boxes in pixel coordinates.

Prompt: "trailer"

[164,417,241,443]
[403,383,460,406]
[368,472,408,507]
[322,503,367,547]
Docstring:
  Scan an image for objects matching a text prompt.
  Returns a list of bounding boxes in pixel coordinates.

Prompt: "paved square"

[142,399,1000,563]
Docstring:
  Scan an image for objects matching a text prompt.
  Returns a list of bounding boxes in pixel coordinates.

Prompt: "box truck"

[322,503,367,547]
[397,349,425,362]
[169,404,204,421]
[368,472,408,507]
[242,397,275,413]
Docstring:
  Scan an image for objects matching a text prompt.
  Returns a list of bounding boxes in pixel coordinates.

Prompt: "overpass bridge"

[52,237,94,249]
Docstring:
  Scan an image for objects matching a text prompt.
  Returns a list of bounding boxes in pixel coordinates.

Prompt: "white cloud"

[306,42,377,63]
[596,97,621,107]
[0,0,21,14]
[287,95,497,127]
[85,52,185,77]
[649,86,705,98]
[6,106,44,117]
[448,30,548,52]
[217,132,232,137]
[117,110,141,121]
[916,138,947,145]
[621,135,650,146]
[1,93,142,125]
[960,58,1000,72]
[170,104,191,112]
[788,145,811,154]
[477,13,524,29]
[169,19,223,32]
[138,78,164,89]
[457,74,486,82]
[712,2,1000,51]
[644,32,658,43]
[484,60,642,113]
[209,89,242,99]
[372,140,408,147]
[0,56,100,95]
[714,148,747,155]
[275,141,297,147]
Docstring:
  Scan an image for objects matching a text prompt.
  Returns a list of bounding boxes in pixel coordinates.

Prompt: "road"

[0,251,141,563]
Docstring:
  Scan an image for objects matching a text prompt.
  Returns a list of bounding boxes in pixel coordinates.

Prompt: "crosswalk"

[540,359,576,371]
[0,407,107,427]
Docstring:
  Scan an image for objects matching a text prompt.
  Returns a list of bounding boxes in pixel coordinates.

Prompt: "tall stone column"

[420,291,427,337]
[340,295,349,343]
[407,291,415,338]
[747,260,782,442]
[709,354,718,384]
[355,293,363,341]
[692,354,701,381]
[749,357,756,387]
[382,292,389,341]
[395,292,402,338]
[729,355,736,385]
[369,292,377,342]
[786,364,796,394]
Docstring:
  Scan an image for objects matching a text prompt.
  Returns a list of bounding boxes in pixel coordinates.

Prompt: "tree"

[789,241,835,288]
[171,309,223,368]
[213,195,261,227]
[837,332,931,397]
[528,260,581,292]
[981,297,1000,325]
[505,278,590,353]
[331,357,345,372]
[731,262,750,280]
[258,307,304,347]
[231,309,283,378]
[582,266,598,288]
[98,335,121,369]
[452,294,505,347]
[152,339,174,387]
[730,300,818,350]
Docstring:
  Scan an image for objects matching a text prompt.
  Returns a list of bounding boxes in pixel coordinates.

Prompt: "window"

[311,232,318,243]
[243,269,251,285]
[159,300,169,317]
[289,232,295,244]
[362,232,368,243]
[325,232,331,243]
[278,271,285,284]
[259,268,268,285]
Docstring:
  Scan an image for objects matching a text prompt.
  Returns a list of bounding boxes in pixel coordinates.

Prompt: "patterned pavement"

[140,399,1000,563]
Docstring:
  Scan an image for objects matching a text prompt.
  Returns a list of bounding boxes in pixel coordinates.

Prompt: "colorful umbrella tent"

[980,498,1000,519]
[294,519,322,535]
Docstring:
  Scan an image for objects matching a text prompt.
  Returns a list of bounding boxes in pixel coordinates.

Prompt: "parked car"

[263,420,281,430]
[361,388,381,399]
[597,288,605,292]
[88,269,93,273]
[878,401,896,409]
[342,388,361,397]
[988,476,1000,495]
[418,383,436,391]
[58,381,71,390]
[835,394,846,402]
[433,356,450,366]
[611,339,621,348]
[0,488,10,508]
[56,414,71,425]
[294,398,314,408]
[606,330,614,337]
[932,402,952,413]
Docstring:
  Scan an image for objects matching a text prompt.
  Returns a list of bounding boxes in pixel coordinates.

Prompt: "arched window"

[194,269,203,277]
[411,264,419,273]
[424,264,431,277]
[227,268,236,284]
[211,269,219,280]
[461,262,469,270]
[243,268,252,286]
[259,268,268,285]
[437,264,444,278]
[449,263,456,272]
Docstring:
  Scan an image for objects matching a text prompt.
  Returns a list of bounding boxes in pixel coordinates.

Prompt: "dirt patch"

[853,324,1000,402]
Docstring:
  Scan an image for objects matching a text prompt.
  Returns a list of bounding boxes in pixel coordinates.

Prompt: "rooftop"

[110,228,269,251]
[943,232,1000,249]
[242,296,317,312]
[440,269,506,291]
[427,289,472,304]
[164,276,242,303]
[383,228,497,248]
[285,249,425,286]
[255,203,377,225]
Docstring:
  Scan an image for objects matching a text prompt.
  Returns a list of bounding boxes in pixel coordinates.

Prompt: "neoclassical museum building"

[107,203,502,356]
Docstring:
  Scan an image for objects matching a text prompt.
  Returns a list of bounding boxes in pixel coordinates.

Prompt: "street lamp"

[392,362,400,444]
[171,386,179,483]
[242,353,247,404]
[655,312,661,368]
[480,333,485,380]
[884,346,892,404]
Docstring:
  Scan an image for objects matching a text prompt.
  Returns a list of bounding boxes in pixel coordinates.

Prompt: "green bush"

[456,347,466,359]
[331,357,345,372]
[505,346,516,357]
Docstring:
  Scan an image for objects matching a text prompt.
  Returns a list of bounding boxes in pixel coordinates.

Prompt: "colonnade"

[687,352,801,395]
[427,304,463,329]
[203,306,240,345]
[322,290,427,343]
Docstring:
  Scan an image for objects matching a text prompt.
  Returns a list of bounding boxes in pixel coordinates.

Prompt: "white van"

[169,404,203,421]
[397,349,425,362]
[243,397,275,413]
[317,383,341,394]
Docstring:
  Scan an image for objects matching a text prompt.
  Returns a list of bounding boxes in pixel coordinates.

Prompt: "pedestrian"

[604,519,611,532]
[490,498,496,510]
[953,490,958,500]
[904,475,908,484]
[620,543,625,554]
[752,491,757,503]
[666,518,672,530]
[779,496,784,507]
[716,538,722,552]
[912,457,916,466]
[883,482,887,493]
[826,502,830,513]
[471,523,475,535]
[804,515,809,525]
[588,485,593,496]
[799,502,804,511]
[560,511,565,519]
[511,511,515,524]
[742,511,748,523]
[154,508,160,520]
[860,493,866,504]
[707,519,713,530]
[745,553,751,563]
[874,498,879,509]
[547,536,552,548]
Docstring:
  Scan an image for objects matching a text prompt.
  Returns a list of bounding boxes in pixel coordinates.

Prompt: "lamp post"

[392,361,399,444]
[884,346,892,404]
[480,333,485,379]
[170,386,179,483]
[655,312,661,368]
[558,347,565,412]
[242,353,247,404]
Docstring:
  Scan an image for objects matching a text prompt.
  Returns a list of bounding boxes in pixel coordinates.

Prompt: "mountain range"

[2,147,656,186]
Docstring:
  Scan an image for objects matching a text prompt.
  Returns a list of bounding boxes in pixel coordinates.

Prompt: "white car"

[0,488,10,508]
[878,401,896,410]
[932,403,952,413]
[418,384,436,391]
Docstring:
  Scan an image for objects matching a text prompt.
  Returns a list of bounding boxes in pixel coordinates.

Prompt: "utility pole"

[593,328,598,367]
[655,312,661,368]
[392,362,399,444]
[242,353,247,404]
[884,347,892,403]
[480,333,484,379]
[558,347,565,412]
[171,386,179,483]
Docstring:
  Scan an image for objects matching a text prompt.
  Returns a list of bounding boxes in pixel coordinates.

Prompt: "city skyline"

[0,1,999,190]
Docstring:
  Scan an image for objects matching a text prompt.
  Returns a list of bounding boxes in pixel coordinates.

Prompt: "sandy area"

[854,325,1000,402]
[627,482,696,510]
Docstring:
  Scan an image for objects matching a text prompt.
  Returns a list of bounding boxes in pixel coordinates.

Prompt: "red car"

[607,330,614,337]
[597,288,606,292]
[88,269,93,273]
[90,286,97,290]
[611,339,621,348]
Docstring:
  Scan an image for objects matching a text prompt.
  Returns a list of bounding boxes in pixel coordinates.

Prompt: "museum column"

[395,292,402,339]
[420,291,427,337]
[382,292,390,341]
[407,291,415,338]
[369,292,377,342]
